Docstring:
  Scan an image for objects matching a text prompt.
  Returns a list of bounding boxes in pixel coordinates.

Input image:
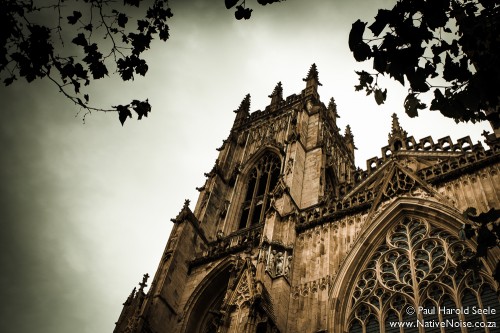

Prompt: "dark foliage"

[1,0,172,125]
[225,0,285,20]
[350,0,499,128]
[460,207,500,282]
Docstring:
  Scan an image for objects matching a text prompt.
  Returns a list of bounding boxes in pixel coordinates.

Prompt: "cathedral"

[114,65,500,333]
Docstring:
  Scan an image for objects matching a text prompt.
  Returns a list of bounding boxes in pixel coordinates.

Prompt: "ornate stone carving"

[291,275,331,298]
[264,245,293,279]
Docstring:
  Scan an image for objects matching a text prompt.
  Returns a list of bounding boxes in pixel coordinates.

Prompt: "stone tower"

[114,65,500,333]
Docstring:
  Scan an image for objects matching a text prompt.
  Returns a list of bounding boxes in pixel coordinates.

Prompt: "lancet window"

[347,216,500,332]
[238,153,280,229]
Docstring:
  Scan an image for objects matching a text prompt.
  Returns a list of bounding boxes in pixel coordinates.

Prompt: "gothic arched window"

[347,216,500,333]
[239,153,281,229]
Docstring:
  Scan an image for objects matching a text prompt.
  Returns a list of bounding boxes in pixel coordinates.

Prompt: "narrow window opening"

[238,152,281,229]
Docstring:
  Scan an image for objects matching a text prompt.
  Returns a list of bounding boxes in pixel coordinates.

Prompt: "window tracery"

[238,153,281,229]
[348,216,500,332]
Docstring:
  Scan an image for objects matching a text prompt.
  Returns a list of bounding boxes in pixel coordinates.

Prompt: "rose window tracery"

[347,216,500,332]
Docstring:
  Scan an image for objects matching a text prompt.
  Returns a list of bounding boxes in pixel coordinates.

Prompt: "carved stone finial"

[302,64,322,98]
[388,113,408,150]
[344,125,356,154]
[124,287,136,305]
[170,199,194,223]
[268,82,284,110]
[303,63,322,86]
[235,94,251,114]
[233,94,251,128]
[139,273,149,292]
[344,125,353,141]
[269,81,283,99]
[328,97,339,115]
[391,113,403,135]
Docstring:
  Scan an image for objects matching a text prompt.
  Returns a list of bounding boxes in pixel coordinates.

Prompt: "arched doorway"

[183,262,232,333]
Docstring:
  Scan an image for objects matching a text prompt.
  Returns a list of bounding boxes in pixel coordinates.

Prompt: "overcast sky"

[0,1,492,332]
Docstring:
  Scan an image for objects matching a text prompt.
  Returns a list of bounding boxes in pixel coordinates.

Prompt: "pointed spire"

[344,125,356,158]
[391,113,402,135]
[269,81,283,100]
[235,94,251,114]
[328,97,339,118]
[344,125,353,140]
[388,113,408,150]
[302,63,322,98]
[268,82,283,110]
[303,63,322,86]
[233,94,250,128]
[124,287,136,305]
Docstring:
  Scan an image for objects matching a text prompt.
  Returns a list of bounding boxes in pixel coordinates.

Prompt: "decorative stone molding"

[291,275,332,299]
[190,224,263,269]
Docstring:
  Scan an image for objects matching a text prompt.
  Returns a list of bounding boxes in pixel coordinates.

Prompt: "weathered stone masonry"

[114,64,500,333]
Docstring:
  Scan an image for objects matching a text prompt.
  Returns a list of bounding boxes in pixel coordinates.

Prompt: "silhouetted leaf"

[116,105,132,125]
[72,33,88,47]
[374,88,386,105]
[234,6,250,20]
[353,42,372,62]
[137,20,148,32]
[67,11,82,25]
[159,25,169,41]
[373,50,387,73]
[135,58,148,76]
[407,67,429,92]
[131,99,151,119]
[88,61,108,79]
[349,20,367,52]
[73,63,87,79]
[129,32,152,55]
[387,63,405,85]
[117,13,128,28]
[243,7,252,20]
[368,9,392,36]
[72,80,80,93]
[225,0,239,9]
[404,93,426,118]
[422,0,449,30]
[355,70,373,88]
[117,57,134,81]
